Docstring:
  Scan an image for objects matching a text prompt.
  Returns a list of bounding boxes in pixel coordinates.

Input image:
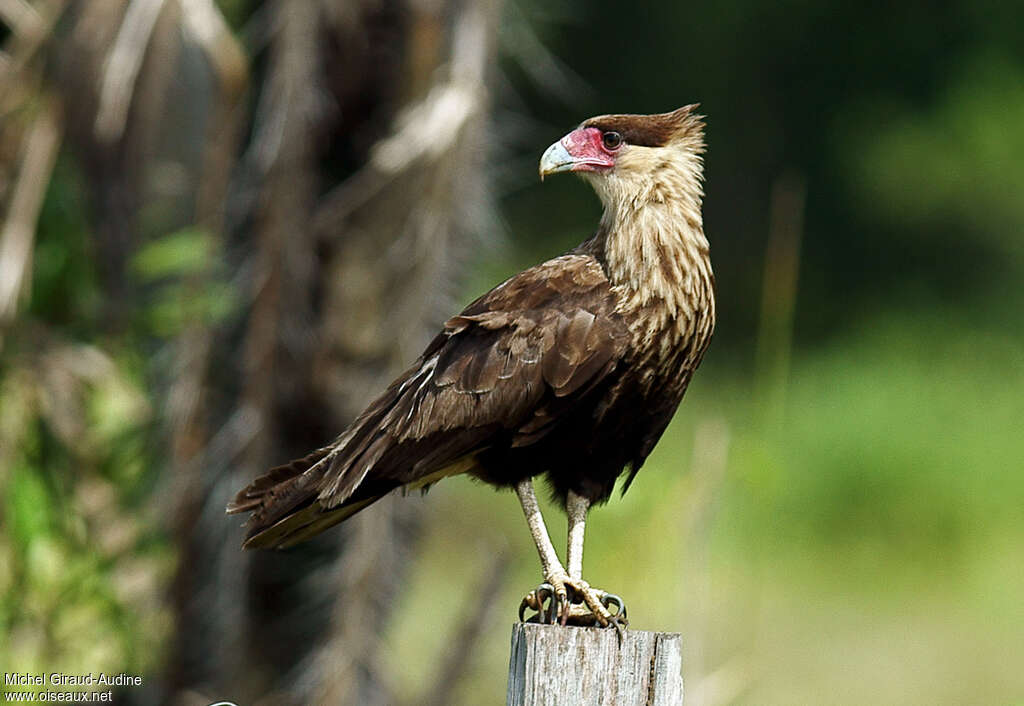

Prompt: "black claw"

[601,592,628,622]
[612,616,627,645]
[557,591,569,626]
[521,583,628,631]
[519,583,558,624]
[538,583,555,624]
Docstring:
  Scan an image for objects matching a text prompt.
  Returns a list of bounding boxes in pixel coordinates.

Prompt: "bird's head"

[539,105,705,212]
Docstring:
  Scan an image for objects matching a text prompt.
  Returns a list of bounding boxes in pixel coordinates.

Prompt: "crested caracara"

[228,106,715,628]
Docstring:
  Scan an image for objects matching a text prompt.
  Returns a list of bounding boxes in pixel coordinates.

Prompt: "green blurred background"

[1,0,1022,704]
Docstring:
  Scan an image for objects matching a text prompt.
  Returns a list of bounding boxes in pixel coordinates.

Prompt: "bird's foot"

[518,575,627,633]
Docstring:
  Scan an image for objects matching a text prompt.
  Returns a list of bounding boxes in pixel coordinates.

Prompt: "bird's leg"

[566,490,588,579]
[515,478,563,579]
[563,489,627,631]
[516,480,626,629]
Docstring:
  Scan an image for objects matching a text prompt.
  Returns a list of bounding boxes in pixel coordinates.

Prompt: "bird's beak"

[539,140,575,180]
[539,127,616,181]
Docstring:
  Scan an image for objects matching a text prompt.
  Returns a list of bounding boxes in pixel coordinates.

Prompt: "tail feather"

[227,440,395,550]
[225,405,391,544]
[225,407,405,549]
[241,493,387,550]
[226,445,333,515]
[227,449,476,550]
[225,358,480,550]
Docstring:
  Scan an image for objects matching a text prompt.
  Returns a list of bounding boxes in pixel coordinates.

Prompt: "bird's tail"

[226,444,395,550]
[226,360,480,549]
[235,490,388,550]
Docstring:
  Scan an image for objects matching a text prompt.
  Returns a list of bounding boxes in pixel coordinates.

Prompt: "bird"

[227,105,715,628]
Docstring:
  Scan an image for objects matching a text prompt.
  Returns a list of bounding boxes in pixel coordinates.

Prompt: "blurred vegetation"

[2,0,1023,704]
[1,157,175,683]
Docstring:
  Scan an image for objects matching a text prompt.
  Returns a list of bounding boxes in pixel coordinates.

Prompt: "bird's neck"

[596,178,714,342]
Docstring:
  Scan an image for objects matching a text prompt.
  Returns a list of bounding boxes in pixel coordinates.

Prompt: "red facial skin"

[561,127,618,172]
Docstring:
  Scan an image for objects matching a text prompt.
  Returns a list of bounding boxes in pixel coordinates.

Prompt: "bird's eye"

[602,131,623,150]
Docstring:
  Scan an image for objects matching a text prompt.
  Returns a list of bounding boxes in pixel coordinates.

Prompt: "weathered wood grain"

[507,623,683,706]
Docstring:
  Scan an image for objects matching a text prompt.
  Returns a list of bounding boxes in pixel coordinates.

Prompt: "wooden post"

[507,624,683,706]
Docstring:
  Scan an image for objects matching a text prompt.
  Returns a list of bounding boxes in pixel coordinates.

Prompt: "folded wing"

[227,254,628,548]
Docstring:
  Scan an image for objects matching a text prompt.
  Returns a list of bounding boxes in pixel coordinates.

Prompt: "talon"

[612,616,626,644]
[538,583,557,624]
[601,592,628,622]
[556,588,572,626]
[521,574,627,630]
[520,582,558,623]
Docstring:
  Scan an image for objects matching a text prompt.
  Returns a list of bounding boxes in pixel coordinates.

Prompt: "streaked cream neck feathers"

[586,135,715,349]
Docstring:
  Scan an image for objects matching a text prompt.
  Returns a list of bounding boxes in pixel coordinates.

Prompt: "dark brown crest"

[582,104,703,147]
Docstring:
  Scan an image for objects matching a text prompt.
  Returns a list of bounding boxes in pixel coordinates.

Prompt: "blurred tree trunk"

[162,1,500,705]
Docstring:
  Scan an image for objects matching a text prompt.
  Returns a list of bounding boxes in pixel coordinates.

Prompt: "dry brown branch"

[500,1,593,105]
[180,0,249,228]
[0,0,43,37]
[0,0,67,117]
[0,95,61,325]
[167,0,248,483]
[94,0,167,143]
[313,81,483,230]
[314,0,496,231]
[239,0,321,450]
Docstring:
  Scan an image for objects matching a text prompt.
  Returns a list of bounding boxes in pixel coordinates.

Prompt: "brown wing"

[228,253,628,548]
